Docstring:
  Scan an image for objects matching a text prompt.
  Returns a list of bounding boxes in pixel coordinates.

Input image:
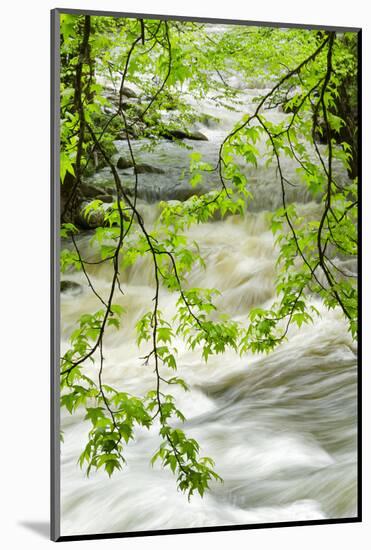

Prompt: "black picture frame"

[51,8,362,542]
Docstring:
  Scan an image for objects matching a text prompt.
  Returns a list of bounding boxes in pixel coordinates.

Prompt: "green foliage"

[151,425,222,499]
[79,388,153,477]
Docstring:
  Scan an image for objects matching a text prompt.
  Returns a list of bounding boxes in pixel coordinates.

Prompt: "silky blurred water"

[60,77,357,536]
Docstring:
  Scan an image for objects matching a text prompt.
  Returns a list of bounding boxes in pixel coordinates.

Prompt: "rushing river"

[60,78,358,536]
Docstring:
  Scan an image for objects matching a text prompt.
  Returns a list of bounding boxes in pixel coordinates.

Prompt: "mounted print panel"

[51,8,361,541]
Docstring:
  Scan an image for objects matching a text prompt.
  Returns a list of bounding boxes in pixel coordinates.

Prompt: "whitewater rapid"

[59,79,357,536]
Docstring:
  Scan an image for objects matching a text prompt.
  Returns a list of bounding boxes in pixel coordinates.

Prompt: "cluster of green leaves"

[79,387,152,477]
[151,425,222,499]
[147,387,221,499]
[217,31,358,343]
[175,288,240,362]
[61,304,124,382]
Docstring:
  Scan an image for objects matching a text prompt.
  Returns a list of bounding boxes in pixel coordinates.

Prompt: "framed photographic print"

[51,8,361,542]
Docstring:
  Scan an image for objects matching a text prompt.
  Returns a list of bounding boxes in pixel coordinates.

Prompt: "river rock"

[162,128,208,141]
[134,163,166,174]
[167,185,207,202]
[61,280,83,295]
[80,183,105,199]
[117,156,134,169]
[96,194,114,203]
[104,186,117,195]
[115,130,130,140]
[75,201,106,230]
[188,130,208,141]
[121,86,138,99]
[105,92,117,104]
[116,124,141,139]
[103,105,116,115]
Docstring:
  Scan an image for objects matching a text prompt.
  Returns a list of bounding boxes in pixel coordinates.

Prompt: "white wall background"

[0,0,368,547]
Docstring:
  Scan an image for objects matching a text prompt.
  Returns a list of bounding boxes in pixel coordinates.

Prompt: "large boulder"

[115,124,141,139]
[188,130,209,141]
[75,201,106,230]
[80,183,105,199]
[121,86,138,99]
[104,186,117,195]
[103,105,116,115]
[134,163,166,175]
[96,194,114,203]
[120,101,142,118]
[167,186,206,201]
[162,128,208,141]
[61,280,83,296]
[117,156,134,169]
